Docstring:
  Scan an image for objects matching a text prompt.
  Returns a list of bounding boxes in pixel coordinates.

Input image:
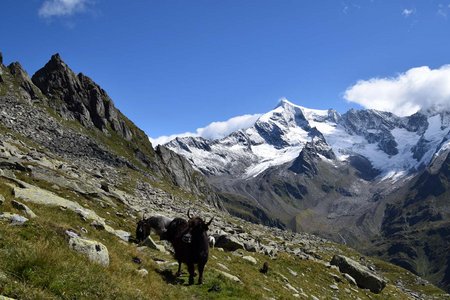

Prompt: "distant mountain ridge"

[165,98,450,291]
[167,99,450,180]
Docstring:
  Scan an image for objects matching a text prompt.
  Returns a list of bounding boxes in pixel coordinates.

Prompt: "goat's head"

[187,215,214,235]
[135,218,149,243]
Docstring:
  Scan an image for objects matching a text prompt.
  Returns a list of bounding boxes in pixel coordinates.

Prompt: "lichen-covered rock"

[214,269,241,283]
[242,255,257,265]
[11,200,37,218]
[330,255,386,293]
[0,212,28,225]
[66,231,109,266]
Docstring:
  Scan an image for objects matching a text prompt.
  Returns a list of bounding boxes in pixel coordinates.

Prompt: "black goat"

[164,210,213,285]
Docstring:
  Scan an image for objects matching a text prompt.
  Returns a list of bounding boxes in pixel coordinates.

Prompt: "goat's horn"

[142,212,147,220]
[206,216,214,226]
[187,208,192,219]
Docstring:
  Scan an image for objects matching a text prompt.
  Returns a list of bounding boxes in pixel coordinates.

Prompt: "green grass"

[1,173,448,299]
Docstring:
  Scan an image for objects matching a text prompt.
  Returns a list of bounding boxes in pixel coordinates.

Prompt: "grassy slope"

[0,174,447,300]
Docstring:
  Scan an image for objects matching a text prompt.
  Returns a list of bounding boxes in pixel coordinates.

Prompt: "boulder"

[142,236,167,253]
[214,269,241,283]
[67,231,109,266]
[136,268,149,277]
[11,200,37,218]
[260,245,278,257]
[0,212,28,225]
[244,241,258,252]
[215,235,244,251]
[0,158,30,172]
[242,255,257,265]
[330,255,386,293]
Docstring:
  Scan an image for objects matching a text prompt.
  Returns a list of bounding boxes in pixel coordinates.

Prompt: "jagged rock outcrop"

[0,53,222,205]
[31,54,132,140]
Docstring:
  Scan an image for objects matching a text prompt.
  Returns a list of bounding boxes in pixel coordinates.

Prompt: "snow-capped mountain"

[164,99,450,291]
[166,99,450,181]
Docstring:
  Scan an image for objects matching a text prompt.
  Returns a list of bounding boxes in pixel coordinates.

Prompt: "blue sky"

[2,1,450,143]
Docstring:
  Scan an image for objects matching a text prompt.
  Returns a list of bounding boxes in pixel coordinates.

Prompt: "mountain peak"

[278,98,295,107]
[50,53,62,63]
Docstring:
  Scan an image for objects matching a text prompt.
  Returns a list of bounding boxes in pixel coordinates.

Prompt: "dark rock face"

[348,155,381,181]
[7,62,41,101]
[31,54,132,140]
[214,234,244,251]
[340,109,400,155]
[406,112,429,135]
[155,145,222,208]
[289,137,335,177]
[254,121,289,149]
[330,255,387,293]
[412,137,431,162]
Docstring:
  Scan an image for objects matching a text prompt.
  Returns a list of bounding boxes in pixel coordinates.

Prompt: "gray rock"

[215,235,244,251]
[260,245,278,257]
[0,195,4,205]
[0,212,28,225]
[11,200,37,218]
[142,236,167,253]
[214,269,241,283]
[330,255,386,293]
[344,273,357,286]
[244,241,258,252]
[67,231,109,266]
[242,255,257,265]
[0,157,30,172]
[136,268,148,277]
[287,268,298,277]
[329,284,339,290]
[91,220,106,230]
[286,283,299,293]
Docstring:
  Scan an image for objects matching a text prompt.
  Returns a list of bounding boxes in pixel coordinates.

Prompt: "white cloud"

[39,0,89,18]
[402,8,414,17]
[344,65,450,116]
[149,113,262,146]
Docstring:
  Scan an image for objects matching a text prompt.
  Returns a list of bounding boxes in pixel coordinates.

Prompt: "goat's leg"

[176,261,182,277]
[187,263,195,285]
[197,262,205,285]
